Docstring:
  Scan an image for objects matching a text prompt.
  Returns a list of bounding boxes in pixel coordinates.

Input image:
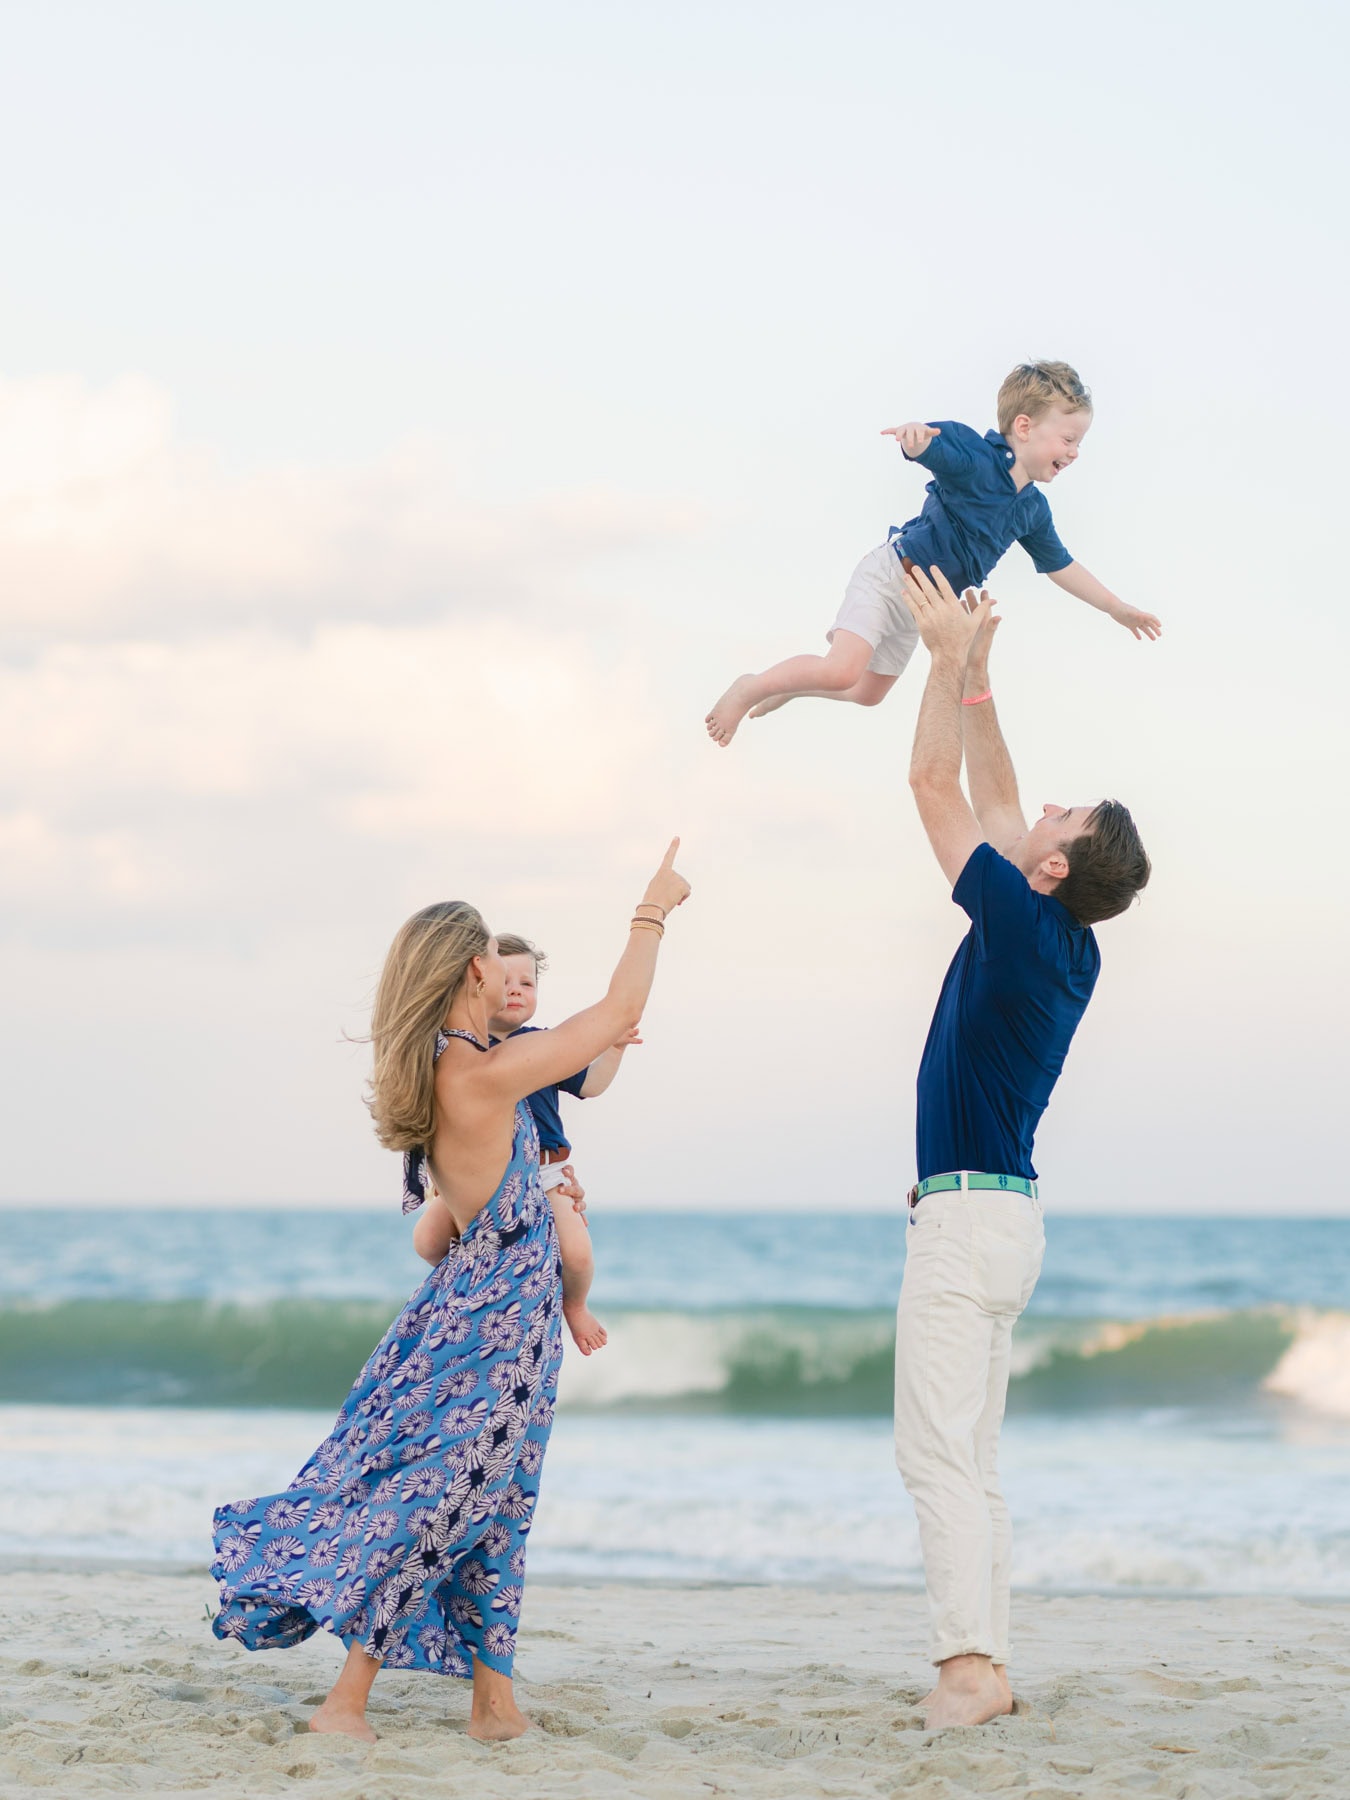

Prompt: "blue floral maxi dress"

[210,1030,563,1678]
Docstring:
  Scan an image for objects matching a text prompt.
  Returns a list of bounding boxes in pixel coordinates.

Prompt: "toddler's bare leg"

[705,630,875,746]
[411,1196,455,1266]
[750,669,897,717]
[550,1193,607,1355]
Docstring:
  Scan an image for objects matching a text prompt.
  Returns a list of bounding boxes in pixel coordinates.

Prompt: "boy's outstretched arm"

[579,1025,641,1097]
[881,421,941,457]
[1047,561,1162,641]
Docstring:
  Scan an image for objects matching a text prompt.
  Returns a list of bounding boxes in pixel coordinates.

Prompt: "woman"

[210,840,691,1742]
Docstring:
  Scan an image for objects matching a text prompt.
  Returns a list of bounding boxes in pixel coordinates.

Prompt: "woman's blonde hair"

[368,901,490,1153]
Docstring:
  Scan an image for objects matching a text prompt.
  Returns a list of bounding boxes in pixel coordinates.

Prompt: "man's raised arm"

[957,598,1028,857]
[902,565,1028,859]
[904,565,992,888]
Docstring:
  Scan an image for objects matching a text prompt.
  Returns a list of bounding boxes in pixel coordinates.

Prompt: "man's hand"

[965,594,1002,690]
[882,422,940,457]
[1110,602,1163,642]
[902,563,997,661]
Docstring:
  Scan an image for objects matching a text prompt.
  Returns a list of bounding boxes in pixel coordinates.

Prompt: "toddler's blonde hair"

[996,361,1092,435]
[495,933,548,972]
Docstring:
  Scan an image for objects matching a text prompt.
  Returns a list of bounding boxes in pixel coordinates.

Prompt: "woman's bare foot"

[309,1641,380,1741]
[308,1698,377,1743]
[748,692,794,720]
[563,1299,608,1355]
[468,1658,530,1741]
[705,676,759,746]
[923,1654,1013,1731]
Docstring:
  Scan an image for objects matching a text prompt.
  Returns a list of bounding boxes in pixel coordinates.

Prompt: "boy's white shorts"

[828,541,921,678]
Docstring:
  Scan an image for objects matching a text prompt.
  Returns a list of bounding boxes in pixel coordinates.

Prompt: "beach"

[3,1209,1348,1795]
[2,1568,1347,1797]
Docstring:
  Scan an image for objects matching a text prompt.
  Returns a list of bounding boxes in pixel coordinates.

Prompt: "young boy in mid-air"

[411,933,637,1356]
[705,360,1161,746]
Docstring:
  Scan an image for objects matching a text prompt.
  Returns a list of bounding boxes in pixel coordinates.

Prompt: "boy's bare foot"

[923,1655,1013,1731]
[748,693,794,720]
[308,1700,377,1743]
[564,1299,608,1355]
[705,676,759,746]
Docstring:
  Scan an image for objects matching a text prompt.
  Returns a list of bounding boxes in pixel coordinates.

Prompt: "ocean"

[1,1208,1348,1596]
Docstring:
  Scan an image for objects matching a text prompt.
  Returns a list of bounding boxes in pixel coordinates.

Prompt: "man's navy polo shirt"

[895,420,1073,597]
[916,843,1100,1182]
[502,1025,588,1154]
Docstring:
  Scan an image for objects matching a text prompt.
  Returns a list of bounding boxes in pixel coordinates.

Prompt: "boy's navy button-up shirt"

[915,843,1100,1182]
[894,420,1073,596]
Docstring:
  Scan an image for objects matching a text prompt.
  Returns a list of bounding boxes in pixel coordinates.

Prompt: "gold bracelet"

[630,918,664,935]
[634,901,667,920]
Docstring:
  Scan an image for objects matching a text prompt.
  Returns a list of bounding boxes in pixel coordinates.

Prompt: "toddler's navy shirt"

[896,421,1073,597]
[500,1025,589,1154]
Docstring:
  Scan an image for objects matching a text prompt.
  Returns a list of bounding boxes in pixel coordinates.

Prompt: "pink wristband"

[961,689,993,706]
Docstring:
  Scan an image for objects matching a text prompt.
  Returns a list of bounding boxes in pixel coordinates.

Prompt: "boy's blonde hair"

[368,900,490,1154]
[495,933,547,972]
[996,361,1092,435]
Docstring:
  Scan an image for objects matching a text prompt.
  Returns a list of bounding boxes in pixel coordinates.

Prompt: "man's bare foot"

[705,676,759,746]
[923,1654,1013,1730]
[467,1693,530,1741]
[564,1300,608,1355]
[308,1699,377,1743]
[922,1665,1011,1711]
[748,692,794,720]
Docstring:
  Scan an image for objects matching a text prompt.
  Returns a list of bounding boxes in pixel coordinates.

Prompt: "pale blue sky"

[0,1,1345,1210]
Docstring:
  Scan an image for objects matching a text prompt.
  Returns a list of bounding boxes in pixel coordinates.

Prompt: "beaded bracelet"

[630,918,665,935]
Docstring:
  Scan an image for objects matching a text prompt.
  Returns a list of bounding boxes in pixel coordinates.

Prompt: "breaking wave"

[1,1298,1346,1418]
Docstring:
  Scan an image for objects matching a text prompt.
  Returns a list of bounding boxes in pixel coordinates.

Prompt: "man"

[895,562,1150,1730]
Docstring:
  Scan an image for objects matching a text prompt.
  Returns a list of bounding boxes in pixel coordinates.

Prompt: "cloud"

[0,370,768,930]
[0,374,700,641]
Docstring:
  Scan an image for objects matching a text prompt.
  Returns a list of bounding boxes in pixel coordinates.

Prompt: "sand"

[0,1568,1346,1798]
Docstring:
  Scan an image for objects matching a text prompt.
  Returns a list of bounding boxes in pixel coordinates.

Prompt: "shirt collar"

[984,428,1023,487]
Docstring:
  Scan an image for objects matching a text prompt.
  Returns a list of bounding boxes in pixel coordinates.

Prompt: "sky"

[0,0,1346,1212]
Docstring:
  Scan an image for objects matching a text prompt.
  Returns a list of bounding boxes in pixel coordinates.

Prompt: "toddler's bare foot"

[564,1300,608,1355]
[308,1700,377,1743]
[705,676,759,746]
[748,693,794,720]
[467,1697,531,1741]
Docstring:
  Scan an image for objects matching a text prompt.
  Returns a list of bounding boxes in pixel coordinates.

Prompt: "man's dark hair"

[1053,800,1150,925]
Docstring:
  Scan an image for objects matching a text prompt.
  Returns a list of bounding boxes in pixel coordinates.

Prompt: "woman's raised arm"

[479,839,690,1106]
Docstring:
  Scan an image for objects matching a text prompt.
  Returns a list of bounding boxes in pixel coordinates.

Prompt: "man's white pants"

[893,1189,1045,1667]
